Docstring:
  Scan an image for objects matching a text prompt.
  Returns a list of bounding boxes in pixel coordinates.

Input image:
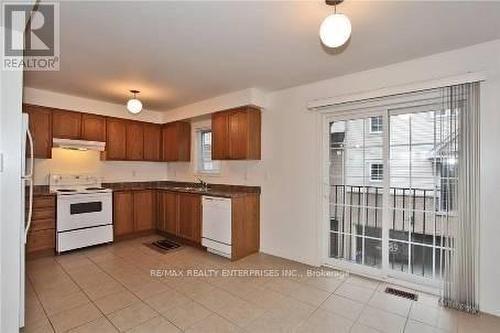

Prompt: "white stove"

[50,174,113,253]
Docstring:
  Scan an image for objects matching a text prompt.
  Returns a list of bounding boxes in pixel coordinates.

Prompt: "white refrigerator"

[20,113,34,328]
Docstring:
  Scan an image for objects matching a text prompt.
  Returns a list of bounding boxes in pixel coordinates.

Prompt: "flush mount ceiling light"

[320,0,352,48]
[126,89,143,114]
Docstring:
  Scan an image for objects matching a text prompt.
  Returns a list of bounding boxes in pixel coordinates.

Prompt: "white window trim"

[196,128,221,175]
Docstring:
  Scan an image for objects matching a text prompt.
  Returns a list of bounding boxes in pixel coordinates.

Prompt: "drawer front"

[31,207,55,221]
[33,196,56,209]
[27,229,55,253]
[31,218,55,231]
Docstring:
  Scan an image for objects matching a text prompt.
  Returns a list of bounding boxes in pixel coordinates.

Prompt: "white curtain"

[440,82,480,313]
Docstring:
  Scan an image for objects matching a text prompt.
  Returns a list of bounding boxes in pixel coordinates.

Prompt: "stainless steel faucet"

[197,177,209,191]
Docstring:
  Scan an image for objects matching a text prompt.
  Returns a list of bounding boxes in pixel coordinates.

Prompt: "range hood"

[53,138,106,151]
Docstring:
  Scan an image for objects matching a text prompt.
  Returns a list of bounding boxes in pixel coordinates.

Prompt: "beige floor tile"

[296,309,353,333]
[68,317,118,333]
[186,313,243,333]
[127,316,180,333]
[193,287,241,311]
[405,320,447,333]
[39,290,90,316]
[216,298,266,327]
[358,306,407,333]
[244,310,304,333]
[162,300,212,330]
[21,322,55,333]
[289,283,332,306]
[369,292,413,317]
[130,280,170,300]
[320,294,365,321]
[81,279,126,300]
[350,323,382,333]
[457,312,500,333]
[346,275,381,290]
[106,302,157,331]
[335,283,375,303]
[302,276,344,292]
[239,287,291,310]
[143,288,191,314]
[409,303,459,331]
[48,303,102,333]
[94,290,140,315]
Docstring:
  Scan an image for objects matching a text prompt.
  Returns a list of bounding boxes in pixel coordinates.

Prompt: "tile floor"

[23,235,500,333]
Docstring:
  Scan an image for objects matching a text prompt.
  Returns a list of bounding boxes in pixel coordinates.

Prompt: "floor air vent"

[145,239,181,253]
[384,287,418,301]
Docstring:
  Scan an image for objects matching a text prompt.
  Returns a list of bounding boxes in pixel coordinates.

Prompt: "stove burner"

[86,187,106,191]
[57,189,77,192]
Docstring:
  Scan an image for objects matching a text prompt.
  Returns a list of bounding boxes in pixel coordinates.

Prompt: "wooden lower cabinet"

[113,190,156,238]
[113,191,134,237]
[157,191,201,244]
[27,195,56,256]
[133,190,156,232]
[178,193,201,243]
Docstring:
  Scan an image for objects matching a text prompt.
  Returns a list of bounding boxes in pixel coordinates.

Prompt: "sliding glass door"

[327,102,457,286]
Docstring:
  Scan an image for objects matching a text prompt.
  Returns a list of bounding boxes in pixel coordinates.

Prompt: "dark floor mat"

[144,239,181,254]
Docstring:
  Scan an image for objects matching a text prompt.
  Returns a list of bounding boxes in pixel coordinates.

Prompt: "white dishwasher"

[202,196,232,258]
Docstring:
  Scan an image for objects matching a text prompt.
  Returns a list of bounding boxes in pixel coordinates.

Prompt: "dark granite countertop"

[103,181,260,198]
[33,181,260,198]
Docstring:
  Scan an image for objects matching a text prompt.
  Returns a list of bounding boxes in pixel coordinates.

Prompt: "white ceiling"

[25,1,500,111]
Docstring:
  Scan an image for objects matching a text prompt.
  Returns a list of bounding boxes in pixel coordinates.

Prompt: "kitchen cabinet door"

[211,111,228,160]
[227,109,248,160]
[143,123,162,161]
[178,193,201,243]
[158,191,178,235]
[113,191,134,236]
[23,104,52,159]
[81,114,106,142]
[52,110,82,139]
[126,121,144,160]
[162,121,191,162]
[133,190,156,232]
[211,106,261,160]
[106,118,127,160]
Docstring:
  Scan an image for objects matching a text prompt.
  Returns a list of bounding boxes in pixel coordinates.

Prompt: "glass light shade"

[319,13,351,48]
[127,98,142,114]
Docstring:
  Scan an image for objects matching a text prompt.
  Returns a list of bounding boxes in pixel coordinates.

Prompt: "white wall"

[23,88,168,185]
[262,39,500,316]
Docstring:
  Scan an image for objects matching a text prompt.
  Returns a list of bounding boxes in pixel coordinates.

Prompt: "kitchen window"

[197,129,220,174]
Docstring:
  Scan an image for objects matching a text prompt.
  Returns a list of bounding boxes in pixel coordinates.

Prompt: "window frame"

[369,162,384,182]
[369,116,383,134]
[196,129,220,175]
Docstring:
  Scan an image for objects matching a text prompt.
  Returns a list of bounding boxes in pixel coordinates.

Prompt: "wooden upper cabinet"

[143,123,162,161]
[106,118,127,160]
[52,110,82,139]
[81,114,106,142]
[162,121,191,162]
[211,106,261,160]
[113,191,134,237]
[22,104,52,159]
[212,111,229,160]
[133,190,156,232]
[178,193,201,243]
[126,121,144,161]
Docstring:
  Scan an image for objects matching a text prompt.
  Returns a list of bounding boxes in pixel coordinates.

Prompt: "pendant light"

[320,0,351,48]
[127,89,143,114]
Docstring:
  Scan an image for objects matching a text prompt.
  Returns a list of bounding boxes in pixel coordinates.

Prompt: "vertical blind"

[440,82,480,313]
